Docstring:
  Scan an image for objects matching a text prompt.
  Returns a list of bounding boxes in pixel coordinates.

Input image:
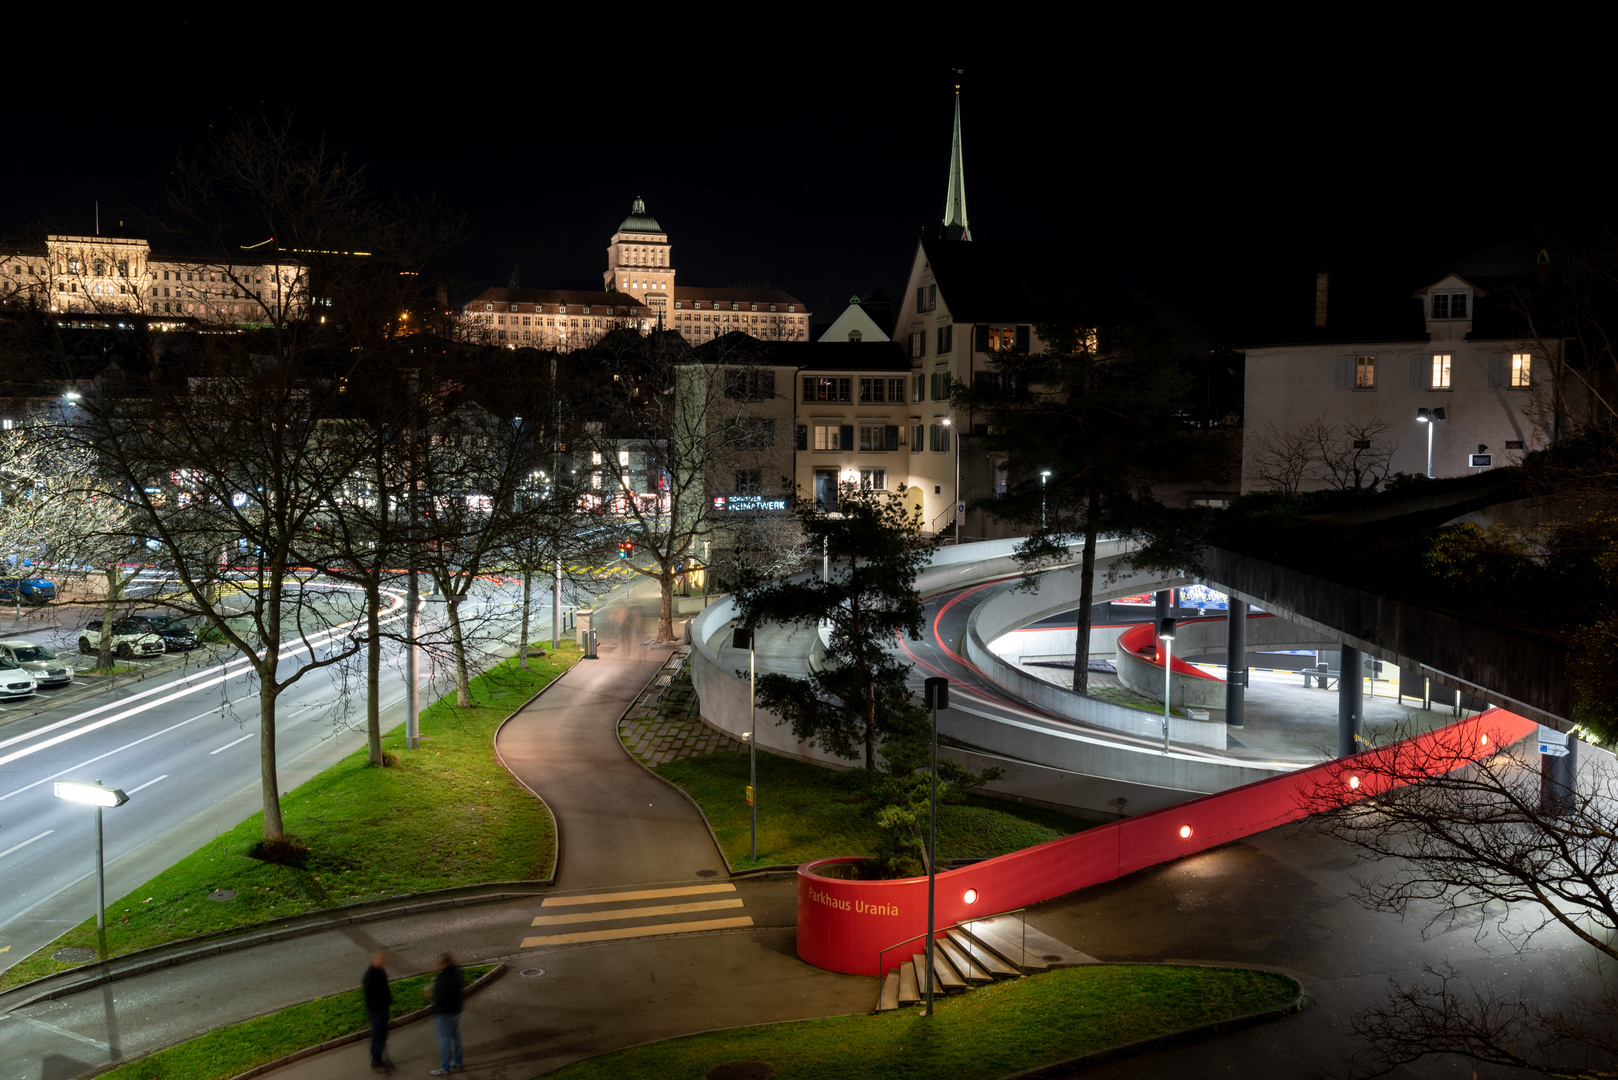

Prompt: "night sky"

[4,30,1603,353]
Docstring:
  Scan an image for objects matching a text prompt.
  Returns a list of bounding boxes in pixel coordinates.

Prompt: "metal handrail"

[875,904,1029,982]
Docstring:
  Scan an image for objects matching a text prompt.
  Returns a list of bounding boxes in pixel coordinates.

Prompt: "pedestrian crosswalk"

[520,883,753,948]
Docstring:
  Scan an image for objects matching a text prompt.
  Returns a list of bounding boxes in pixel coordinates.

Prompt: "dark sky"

[4,29,1603,353]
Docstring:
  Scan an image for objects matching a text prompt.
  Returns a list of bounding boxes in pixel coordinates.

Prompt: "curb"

[490,646,582,889]
[993,976,1306,1080]
[1,645,582,1014]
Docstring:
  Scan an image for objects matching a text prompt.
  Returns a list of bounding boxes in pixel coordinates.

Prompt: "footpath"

[1,579,870,1080]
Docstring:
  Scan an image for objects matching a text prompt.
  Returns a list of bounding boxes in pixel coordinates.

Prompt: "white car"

[0,656,36,700]
[0,640,74,687]
[78,619,166,659]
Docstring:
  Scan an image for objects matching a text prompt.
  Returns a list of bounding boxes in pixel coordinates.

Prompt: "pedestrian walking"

[427,952,464,1075]
[362,951,393,1072]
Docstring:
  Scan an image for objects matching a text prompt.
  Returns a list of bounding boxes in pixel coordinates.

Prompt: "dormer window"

[1431,292,1468,319]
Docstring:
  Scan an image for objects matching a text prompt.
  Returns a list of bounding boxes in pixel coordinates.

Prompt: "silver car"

[0,640,73,687]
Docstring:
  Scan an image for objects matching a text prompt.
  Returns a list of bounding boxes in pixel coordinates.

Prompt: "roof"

[920,238,1131,324]
[615,196,664,236]
[674,285,807,309]
[467,286,649,310]
[699,337,909,372]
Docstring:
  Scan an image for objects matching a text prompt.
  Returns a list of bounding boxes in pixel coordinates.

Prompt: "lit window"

[618,449,629,467]
[1431,354,1452,389]
[1355,355,1376,389]
[860,468,887,489]
[1511,353,1532,387]
[812,424,842,451]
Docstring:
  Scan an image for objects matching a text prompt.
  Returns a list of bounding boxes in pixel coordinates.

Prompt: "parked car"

[78,619,166,659]
[0,640,73,687]
[118,614,200,652]
[0,575,56,605]
[0,655,37,699]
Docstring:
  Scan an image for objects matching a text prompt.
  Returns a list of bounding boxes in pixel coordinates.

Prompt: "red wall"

[797,708,1539,975]
[1115,620,1226,681]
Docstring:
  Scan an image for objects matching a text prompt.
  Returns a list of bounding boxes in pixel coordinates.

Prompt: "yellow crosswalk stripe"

[540,883,736,907]
[521,916,753,948]
[531,898,743,926]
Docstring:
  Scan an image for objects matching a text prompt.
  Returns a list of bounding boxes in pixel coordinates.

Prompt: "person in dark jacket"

[427,952,463,1075]
[362,951,393,1072]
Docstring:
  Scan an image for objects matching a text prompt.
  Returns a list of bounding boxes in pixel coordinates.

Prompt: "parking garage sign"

[1537,725,1569,757]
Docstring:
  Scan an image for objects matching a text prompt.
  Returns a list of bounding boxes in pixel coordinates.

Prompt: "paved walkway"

[619,648,745,767]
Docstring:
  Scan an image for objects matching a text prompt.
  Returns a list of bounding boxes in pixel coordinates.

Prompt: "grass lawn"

[550,964,1300,1080]
[0,643,580,993]
[654,750,1093,868]
[98,964,495,1080]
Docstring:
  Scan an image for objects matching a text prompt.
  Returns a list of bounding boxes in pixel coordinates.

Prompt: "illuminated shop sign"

[712,495,788,512]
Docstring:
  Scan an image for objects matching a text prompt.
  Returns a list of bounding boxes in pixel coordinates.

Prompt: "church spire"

[943,73,970,241]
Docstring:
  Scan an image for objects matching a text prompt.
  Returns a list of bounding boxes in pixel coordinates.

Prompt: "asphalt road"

[0,574,608,973]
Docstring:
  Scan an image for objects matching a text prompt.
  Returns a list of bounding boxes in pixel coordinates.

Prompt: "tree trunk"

[446,595,471,707]
[97,563,122,669]
[364,575,383,766]
[519,568,531,670]
[1072,489,1100,696]
[258,657,285,840]
[657,567,674,641]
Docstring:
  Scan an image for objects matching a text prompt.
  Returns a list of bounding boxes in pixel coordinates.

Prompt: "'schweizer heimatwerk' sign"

[712,495,788,512]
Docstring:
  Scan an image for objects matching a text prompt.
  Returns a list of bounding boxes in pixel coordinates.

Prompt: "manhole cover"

[53,947,95,963]
[707,1064,772,1080]
[695,869,720,878]
[208,889,237,901]
[1043,954,1062,962]
[520,968,545,978]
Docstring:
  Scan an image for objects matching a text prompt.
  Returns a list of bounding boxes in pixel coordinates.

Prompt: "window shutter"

[1016,325,1031,352]
[795,425,807,451]
[1335,355,1352,389]
[1410,354,1426,389]
[1487,352,1505,388]
[839,425,854,451]
[885,425,899,451]
[974,324,989,353]
[760,370,775,398]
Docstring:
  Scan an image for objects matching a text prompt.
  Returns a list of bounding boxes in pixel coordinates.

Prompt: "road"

[0,571,621,974]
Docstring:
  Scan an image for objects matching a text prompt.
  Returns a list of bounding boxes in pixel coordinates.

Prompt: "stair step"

[983,918,1095,967]
[898,960,921,1005]
[877,970,900,1012]
[945,928,1020,979]
[913,948,967,994]
[960,918,1048,972]
[937,936,994,985]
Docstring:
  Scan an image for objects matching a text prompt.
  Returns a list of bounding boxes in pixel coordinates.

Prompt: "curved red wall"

[797,708,1539,975]
[1115,619,1227,681]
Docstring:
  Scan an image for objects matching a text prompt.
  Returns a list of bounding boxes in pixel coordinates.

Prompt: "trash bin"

[574,608,593,649]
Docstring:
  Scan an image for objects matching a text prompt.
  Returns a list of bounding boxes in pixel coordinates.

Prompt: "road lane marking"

[209,733,255,755]
[126,774,169,795]
[0,705,225,803]
[0,830,53,860]
[539,883,736,907]
[521,916,753,947]
[531,898,743,926]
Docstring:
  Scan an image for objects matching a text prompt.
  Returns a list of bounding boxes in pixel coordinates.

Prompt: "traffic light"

[619,540,634,559]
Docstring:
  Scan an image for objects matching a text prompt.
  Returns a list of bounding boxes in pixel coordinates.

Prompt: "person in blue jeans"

[362,952,393,1072]
[427,952,463,1075]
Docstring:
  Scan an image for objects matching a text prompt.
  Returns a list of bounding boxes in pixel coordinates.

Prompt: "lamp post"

[923,676,949,1017]
[942,417,961,544]
[1158,618,1177,753]
[1040,470,1051,529]
[54,780,129,933]
[734,627,757,863]
[1416,407,1446,479]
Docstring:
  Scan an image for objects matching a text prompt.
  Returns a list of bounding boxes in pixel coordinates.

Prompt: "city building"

[465,198,811,350]
[816,294,892,343]
[1239,270,1564,492]
[1,233,305,327]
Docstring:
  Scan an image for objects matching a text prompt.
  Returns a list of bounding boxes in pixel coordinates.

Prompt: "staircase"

[876,913,1095,1011]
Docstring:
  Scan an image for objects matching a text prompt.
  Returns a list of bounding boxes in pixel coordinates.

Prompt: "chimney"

[1537,248,1550,285]
[1314,271,1329,328]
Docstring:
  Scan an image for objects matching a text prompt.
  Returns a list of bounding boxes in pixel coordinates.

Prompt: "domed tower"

[604,197,675,311]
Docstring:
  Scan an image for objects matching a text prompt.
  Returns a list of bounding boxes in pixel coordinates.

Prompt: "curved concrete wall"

[1114,621,1228,711]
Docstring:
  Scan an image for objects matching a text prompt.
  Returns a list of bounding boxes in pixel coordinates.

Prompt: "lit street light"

[1158,618,1177,753]
[53,780,129,934]
[941,418,961,544]
[1416,406,1446,478]
[923,676,949,1016]
[733,627,758,862]
[1040,470,1051,529]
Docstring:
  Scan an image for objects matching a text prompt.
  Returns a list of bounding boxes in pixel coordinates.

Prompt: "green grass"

[0,643,580,992]
[654,750,1092,868]
[550,964,1299,1080]
[98,964,494,1080]
[1090,685,1189,717]
[76,664,142,677]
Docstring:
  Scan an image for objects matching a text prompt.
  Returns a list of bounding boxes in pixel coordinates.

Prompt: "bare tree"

[1246,419,1315,494]
[1304,719,1618,1078]
[1308,415,1398,491]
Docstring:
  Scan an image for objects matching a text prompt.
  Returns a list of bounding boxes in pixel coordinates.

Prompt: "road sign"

[1469,453,1493,468]
[1537,724,1569,757]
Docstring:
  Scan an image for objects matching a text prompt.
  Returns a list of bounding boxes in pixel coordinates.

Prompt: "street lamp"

[1040,470,1051,529]
[922,676,949,1017]
[53,780,129,934]
[941,418,961,544]
[733,627,757,863]
[1416,407,1446,479]
[1158,618,1177,753]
